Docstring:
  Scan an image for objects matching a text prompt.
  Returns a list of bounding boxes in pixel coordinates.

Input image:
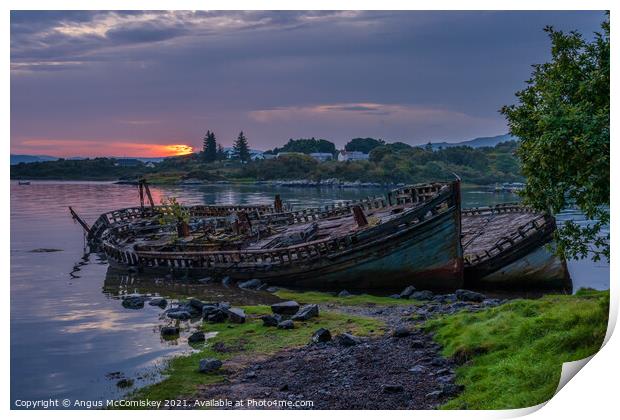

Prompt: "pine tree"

[204,131,217,162]
[233,131,251,162]
[202,130,211,160]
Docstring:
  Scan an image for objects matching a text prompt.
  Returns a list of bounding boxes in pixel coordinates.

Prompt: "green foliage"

[202,131,217,162]
[501,16,609,262]
[267,137,336,155]
[232,131,251,162]
[274,289,420,306]
[158,197,190,224]
[131,306,384,401]
[345,137,385,153]
[426,290,609,409]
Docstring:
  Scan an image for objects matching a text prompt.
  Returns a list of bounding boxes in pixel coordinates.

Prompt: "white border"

[3,2,617,419]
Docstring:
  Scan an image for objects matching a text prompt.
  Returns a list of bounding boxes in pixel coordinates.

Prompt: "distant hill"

[429,134,518,150]
[10,154,59,165]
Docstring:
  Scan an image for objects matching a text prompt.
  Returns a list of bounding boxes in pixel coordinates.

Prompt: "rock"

[261,314,282,327]
[198,358,223,373]
[116,378,134,388]
[388,294,401,299]
[221,276,232,286]
[311,328,332,343]
[189,299,206,310]
[238,279,262,289]
[336,333,361,346]
[160,326,180,336]
[430,357,447,367]
[166,309,192,320]
[217,302,231,310]
[291,304,319,321]
[196,276,215,284]
[207,310,227,323]
[410,340,425,349]
[256,283,268,291]
[455,289,486,303]
[225,307,246,324]
[121,296,145,309]
[410,290,434,300]
[399,285,416,298]
[266,286,279,293]
[188,331,206,343]
[441,383,464,397]
[337,290,351,297]
[277,320,294,329]
[271,301,300,315]
[392,327,411,338]
[148,298,168,308]
[202,305,220,318]
[382,384,404,393]
[425,390,444,399]
[408,365,426,374]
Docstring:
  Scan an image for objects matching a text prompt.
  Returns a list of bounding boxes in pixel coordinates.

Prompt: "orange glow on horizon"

[12,138,196,158]
[161,144,194,156]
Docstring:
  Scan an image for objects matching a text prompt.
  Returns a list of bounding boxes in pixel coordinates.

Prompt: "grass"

[425,289,610,409]
[131,304,385,401]
[274,289,419,306]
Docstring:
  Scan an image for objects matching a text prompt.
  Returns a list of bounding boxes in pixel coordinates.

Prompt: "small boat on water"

[79,180,464,290]
[18,180,31,185]
[70,178,570,291]
[461,204,570,290]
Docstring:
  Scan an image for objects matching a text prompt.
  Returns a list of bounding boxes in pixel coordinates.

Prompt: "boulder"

[166,309,192,320]
[311,328,332,343]
[116,378,134,388]
[408,365,426,374]
[337,290,351,298]
[122,296,145,309]
[291,304,319,321]
[225,307,246,324]
[207,310,227,323]
[217,302,231,310]
[410,290,434,301]
[388,294,401,299]
[399,285,416,298]
[455,289,486,303]
[382,384,404,393]
[266,286,279,293]
[261,314,282,327]
[189,299,206,310]
[148,298,168,308]
[198,358,223,373]
[221,276,232,286]
[160,326,180,336]
[392,327,411,338]
[336,333,361,346]
[188,331,206,343]
[425,390,443,399]
[238,279,262,289]
[271,301,300,315]
[196,276,215,284]
[277,320,294,329]
[202,305,220,318]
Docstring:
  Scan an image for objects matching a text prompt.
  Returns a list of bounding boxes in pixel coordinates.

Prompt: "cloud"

[13,138,193,157]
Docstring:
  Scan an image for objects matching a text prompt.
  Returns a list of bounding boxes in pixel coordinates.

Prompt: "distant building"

[337,151,369,162]
[114,158,142,167]
[309,153,334,162]
[262,153,277,160]
[145,161,156,168]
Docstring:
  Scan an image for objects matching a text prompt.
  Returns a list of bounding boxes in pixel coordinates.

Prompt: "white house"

[337,150,369,162]
[309,153,334,162]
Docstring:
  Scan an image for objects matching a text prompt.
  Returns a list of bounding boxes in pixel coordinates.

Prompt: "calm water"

[10,181,609,407]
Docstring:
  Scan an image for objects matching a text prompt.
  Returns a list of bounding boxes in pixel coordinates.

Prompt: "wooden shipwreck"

[71,178,570,291]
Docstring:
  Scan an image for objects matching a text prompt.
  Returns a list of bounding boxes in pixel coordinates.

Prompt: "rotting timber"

[70,178,570,291]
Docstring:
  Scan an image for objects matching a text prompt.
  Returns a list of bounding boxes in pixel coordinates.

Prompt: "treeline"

[240,141,522,184]
[11,139,523,185]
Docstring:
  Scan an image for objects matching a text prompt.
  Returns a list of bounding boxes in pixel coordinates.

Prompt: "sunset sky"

[11,10,604,157]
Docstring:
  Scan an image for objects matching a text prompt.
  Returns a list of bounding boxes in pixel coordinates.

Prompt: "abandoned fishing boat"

[72,180,464,290]
[461,204,571,290]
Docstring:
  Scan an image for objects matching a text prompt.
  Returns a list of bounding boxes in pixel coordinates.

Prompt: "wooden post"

[352,205,368,227]
[68,207,91,234]
[274,194,283,213]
